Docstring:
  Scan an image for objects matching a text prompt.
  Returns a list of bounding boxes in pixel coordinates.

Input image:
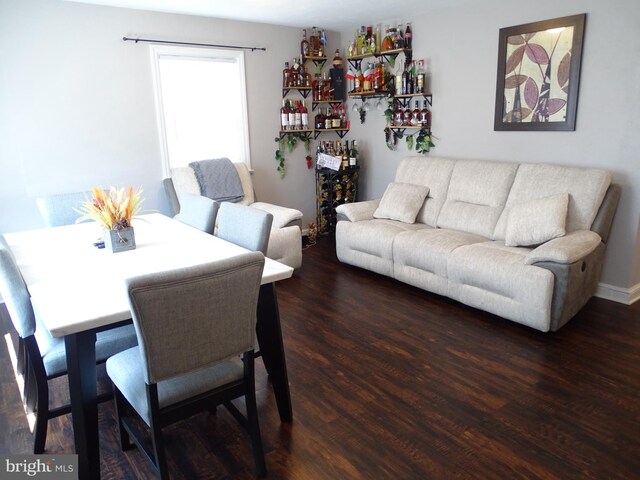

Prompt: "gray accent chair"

[106,252,267,479]
[35,191,91,227]
[217,202,274,255]
[0,235,138,453]
[173,193,219,234]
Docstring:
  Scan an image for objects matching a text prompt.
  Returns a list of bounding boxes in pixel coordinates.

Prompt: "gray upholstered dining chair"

[35,191,91,227]
[173,193,219,234]
[216,202,274,255]
[106,252,267,479]
[0,235,138,454]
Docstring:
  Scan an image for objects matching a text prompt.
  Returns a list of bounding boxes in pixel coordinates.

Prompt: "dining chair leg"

[148,385,169,480]
[113,387,132,451]
[33,372,49,454]
[244,354,266,477]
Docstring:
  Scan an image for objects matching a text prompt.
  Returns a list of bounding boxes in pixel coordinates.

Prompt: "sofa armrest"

[525,230,602,265]
[336,199,381,223]
[251,202,303,229]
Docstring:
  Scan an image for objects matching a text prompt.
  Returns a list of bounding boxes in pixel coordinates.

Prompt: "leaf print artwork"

[502,26,574,123]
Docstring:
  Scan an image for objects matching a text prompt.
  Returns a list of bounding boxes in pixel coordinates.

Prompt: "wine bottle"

[301,29,309,57]
[404,106,413,126]
[350,140,358,167]
[416,60,426,94]
[396,24,405,49]
[331,106,341,129]
[294,101,302,130]
[280,100,289,131]
[395,61,403,95]
[324,107,332,130]
[393,104,403,126]
[420,100,431,128]
[401,64,409,95]
[283,62,290,88]
[288,101,296,130]
[315,107,325,130]
[301,101,309,130]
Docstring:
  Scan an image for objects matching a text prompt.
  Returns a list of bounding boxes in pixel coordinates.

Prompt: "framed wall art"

[494,14,586,131]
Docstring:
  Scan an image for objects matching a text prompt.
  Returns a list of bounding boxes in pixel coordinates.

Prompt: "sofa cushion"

[394,156,456,227]
[393,229,487,297]
[505,193,569,247]
[436,160,518,238]
[447,241,554,331]
[336,219,430,277]
[493,163,611,240]
[373,182,429,223]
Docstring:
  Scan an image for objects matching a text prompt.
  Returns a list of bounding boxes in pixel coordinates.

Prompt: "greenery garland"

[274,132,311,178]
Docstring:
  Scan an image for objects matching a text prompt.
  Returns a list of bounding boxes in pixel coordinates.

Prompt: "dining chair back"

[106,252,267,478]
[216,202,273,255]
[35,191,91,227]
[173,193,219,234]
[0,234,138,454]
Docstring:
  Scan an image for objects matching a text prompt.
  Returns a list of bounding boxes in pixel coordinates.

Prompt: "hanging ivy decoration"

[274,132,311,178]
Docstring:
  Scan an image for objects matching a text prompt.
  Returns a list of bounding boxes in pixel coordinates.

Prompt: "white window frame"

[149,45,251,178]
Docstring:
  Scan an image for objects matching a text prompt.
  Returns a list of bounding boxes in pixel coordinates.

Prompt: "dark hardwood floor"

[1,236,639,479]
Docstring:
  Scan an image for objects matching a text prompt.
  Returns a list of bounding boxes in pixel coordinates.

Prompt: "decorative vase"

[104,227,136,253]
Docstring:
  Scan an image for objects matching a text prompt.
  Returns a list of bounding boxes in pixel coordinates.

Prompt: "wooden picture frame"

[494,14,586,131]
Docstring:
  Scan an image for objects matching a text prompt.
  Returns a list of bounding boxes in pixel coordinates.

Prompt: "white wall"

[0,0,327,233]
[343,0,640,293]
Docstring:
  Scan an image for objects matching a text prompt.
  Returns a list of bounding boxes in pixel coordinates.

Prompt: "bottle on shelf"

[332,49,343,69]
[367,26,376,54]
[283,62,291,88]
[416,60,426,94]
[341,142,349,169]
[395,61,403,95]
[396,24,405,49]
[281,100,290,131]
[382,26,393,52]
[409,61,417,94]
[420,100,431,128]
[294,101,303,130]
[411,101,420,126]
[350,140,358,166]
[331,106,341,129]
[301,101,309,130]
[340,104,348,128]
[301,29,309,57]
[312,73,320,101]
[310,27,320,56]
[355,66,363,93]
[288,101,297,130]
[404,22,412,50]
[375,24,381,54]
[324,107,333,130]
[393,103,404,126]
[404,105,413,126]
[320,29,327,57]
[315,107,325,130]
[401,63,410,95]
[357,26,365,56]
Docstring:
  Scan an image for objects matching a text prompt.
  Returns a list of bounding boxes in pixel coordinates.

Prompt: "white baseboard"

[595,282,640,305]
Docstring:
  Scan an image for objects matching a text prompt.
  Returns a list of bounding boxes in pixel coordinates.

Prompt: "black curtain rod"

[122,36,266,52]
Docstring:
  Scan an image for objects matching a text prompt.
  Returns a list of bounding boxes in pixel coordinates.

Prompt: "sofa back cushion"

[493,164,612,240]
[394,156,456,227]
[436,160,518,238]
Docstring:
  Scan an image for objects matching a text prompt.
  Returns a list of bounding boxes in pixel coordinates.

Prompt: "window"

[150,45,251,177]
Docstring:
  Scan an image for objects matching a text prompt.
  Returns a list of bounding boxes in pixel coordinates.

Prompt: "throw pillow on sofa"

[505,193,569,247]
[373,182,429,224]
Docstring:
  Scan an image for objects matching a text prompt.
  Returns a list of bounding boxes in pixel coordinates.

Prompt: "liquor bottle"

[289,102,296,130]
[324,107,333,130]
[301,101,309,130]
[420,100,431,128]
[350,140,358,166]
[315,107,325,130]
[355,67,364,93]
[365,26,374,54]
[280,100,289,131]
[375,24,381,53]
[332,106,341,128]
[320,29,327,57]
[310,27,320,56]
[410,61,417,94]
[416,60,426,94]
[301,29,309,57]
[332,49,343,69]
[411,100,420,126]
[340,104,348,128]
[294,101,302,130]
[290,58,300,86]
[283,62,290,88]
[401,64,409,95]
[357,26,365,56]
[393,104,404,126]
[404,22,412,50]
[303,62,312,87]
[363,63,372,92]
[344,140,350,165]
[396,24,405,49]
[404,106,413,126]
[382,26,393,52]
[341,142,349,170]
[395,61,403,95]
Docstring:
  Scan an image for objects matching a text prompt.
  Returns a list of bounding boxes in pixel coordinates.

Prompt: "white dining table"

[5,213,294,480]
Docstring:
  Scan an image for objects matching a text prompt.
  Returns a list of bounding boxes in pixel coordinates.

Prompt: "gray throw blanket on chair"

[188,158,245,203]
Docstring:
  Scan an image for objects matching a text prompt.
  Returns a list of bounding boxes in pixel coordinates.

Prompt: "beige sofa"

[335,156,620,332]
[164,163,303,269]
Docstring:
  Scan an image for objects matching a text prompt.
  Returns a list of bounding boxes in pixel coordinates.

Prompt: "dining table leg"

[256,283,292,422]
[65,331,100,480]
